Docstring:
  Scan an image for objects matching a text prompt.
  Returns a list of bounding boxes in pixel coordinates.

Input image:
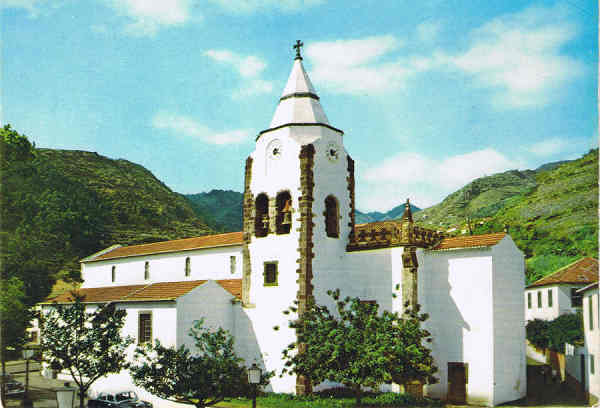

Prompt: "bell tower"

[241,42,355,393]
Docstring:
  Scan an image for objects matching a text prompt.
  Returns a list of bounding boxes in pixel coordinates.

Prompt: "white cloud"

[207,0,324,13]
[103,0,197,37]
[204,49,273,98]
[306,35,419,95]
[152,112,251,145]
[416,21,441,43]
[359,148,523,211]
[446,4,584,108]
[526,138,569,156]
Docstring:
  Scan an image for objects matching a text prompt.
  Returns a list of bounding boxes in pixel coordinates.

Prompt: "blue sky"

[2,0,597,211]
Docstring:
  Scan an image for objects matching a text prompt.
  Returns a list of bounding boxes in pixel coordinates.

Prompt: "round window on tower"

[267,139,282,160]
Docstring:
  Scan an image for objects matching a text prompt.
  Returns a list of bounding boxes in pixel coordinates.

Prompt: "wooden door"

[580,355,586,391]
[448,362,467,404]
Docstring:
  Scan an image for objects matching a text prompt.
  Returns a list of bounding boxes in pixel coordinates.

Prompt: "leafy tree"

[0,277,30,377]
[525,313,583,352]
[41,295,133,408]
[279,290,438,405]
[130,319,270,407]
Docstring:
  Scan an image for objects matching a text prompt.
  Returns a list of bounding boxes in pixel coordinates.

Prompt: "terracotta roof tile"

[432,232,507,251]
[88,232,243,262]
[527,257,598,288]
[41,279,243,304]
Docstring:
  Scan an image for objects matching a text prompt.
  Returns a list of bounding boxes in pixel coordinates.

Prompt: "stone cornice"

[279,92,320,102]
[256,123,344,141]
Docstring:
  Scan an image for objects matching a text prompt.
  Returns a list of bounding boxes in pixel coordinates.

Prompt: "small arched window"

[185,257,191,277]
[255,193,269,237]
[144,261,150,280]
[324,195,339,238]
[111,266,116,282]
[276,191,292,235]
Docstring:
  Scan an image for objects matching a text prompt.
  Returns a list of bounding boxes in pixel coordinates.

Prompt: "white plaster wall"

[525,286,559,321]
[81,245,243,288]
[582,288,599,399]
[421,248,494,405]
[492,236,526,405]
[176,281,236,350]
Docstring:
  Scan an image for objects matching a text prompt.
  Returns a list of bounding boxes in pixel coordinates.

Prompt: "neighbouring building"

[578,282,599,403]
[41,45,527,407]
[524,257,598,322]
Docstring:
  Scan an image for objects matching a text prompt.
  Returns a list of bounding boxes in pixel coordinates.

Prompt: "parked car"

[88,391,152,408]
[1,375,25,397]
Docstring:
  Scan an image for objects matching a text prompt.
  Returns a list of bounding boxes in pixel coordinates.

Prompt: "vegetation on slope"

[185,190,243,232]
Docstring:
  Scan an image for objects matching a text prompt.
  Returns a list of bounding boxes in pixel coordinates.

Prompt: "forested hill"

[185,190,243,232]
[1,126,214,307]
[414,149,598,283]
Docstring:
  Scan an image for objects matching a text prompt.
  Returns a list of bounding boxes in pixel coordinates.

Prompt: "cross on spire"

[293,40,304,60]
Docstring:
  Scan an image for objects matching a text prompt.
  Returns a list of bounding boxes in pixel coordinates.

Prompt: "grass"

[214,393,443,408]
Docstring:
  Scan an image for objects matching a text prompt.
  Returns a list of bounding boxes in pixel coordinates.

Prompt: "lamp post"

[55,382,76,408]
[247,363,261,408]
[21,348,34,408]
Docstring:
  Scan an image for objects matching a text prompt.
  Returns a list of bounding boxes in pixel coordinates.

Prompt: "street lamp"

[247,363,261,408]
[21,348,34,408]
[55,382,76,408]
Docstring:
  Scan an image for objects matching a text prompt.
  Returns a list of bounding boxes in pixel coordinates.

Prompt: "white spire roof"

[269,58,329,128]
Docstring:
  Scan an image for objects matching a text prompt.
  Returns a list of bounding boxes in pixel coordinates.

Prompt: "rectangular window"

[264,262,278,286]
[185,257,191,277]
[537,291,542,308]
[590,296,594,331]
[138,312,152,344]
[571,288,582,307]
[144,262,150,281]
[527,293,532,309]
[230,256,236,274]
[548,289,553,308]
[111,266,116,283]
[591,354,595,375]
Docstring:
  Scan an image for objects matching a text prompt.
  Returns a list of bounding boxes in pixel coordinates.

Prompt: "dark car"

[1,375,25,398]
[88,391,152,408]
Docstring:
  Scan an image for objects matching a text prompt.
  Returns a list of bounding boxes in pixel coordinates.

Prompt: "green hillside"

[1,126,214,307]
[414,149,598,283]
[185,190,243,232]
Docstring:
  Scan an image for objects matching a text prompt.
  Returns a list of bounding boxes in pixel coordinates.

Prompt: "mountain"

[185,190,243,232]
[413,149,598,283]
[414,169,538,229]
[355,203,421,224]
[2,126,214,300]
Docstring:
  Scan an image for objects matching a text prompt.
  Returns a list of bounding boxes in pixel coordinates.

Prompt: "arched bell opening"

[276,191,292,235]
[255,193,270,237]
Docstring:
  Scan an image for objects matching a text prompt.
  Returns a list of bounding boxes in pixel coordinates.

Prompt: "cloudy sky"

[2,0,597,211]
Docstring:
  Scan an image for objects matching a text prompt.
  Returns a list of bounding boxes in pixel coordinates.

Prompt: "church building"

[43,44,527,407]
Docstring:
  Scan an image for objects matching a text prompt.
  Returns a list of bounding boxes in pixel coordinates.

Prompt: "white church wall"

[81,245,243,288]
[492,236,526,405]
[421,248,495,405]
[176,281,235,350]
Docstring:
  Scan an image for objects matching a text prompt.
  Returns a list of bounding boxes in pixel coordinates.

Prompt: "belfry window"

[144,261,150,280]
[255,193,269,237]
[324,195,339,238]
[185,257,191,277]
[276,191,292,235]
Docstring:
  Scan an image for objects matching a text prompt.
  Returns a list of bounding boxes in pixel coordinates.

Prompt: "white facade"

[581,285,599,402]
[524,284,584,321]
[52,54,529,407]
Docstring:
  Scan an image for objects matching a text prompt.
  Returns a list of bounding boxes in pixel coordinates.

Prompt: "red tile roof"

[527,258,598,288]
[432,232,507,251]
[87,232,243,262]
[41,279,242,304]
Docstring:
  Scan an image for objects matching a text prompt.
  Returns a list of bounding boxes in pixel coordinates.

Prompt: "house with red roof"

[42,48,527,407]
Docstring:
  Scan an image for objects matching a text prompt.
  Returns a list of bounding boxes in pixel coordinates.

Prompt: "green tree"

[0,277,30,378]
[130,319,270,408]
[525,313,583,352]
[279,290,438,405]
[41,295,133,408]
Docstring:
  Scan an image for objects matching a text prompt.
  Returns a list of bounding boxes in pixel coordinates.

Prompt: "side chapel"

[43,43,527,407]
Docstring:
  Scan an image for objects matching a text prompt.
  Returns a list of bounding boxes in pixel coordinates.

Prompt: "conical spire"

[401,198,413,223]
[268,44,329,129]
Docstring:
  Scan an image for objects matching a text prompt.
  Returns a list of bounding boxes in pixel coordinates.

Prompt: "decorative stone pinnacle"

[402,198,413,223]
[293,40,304,60]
